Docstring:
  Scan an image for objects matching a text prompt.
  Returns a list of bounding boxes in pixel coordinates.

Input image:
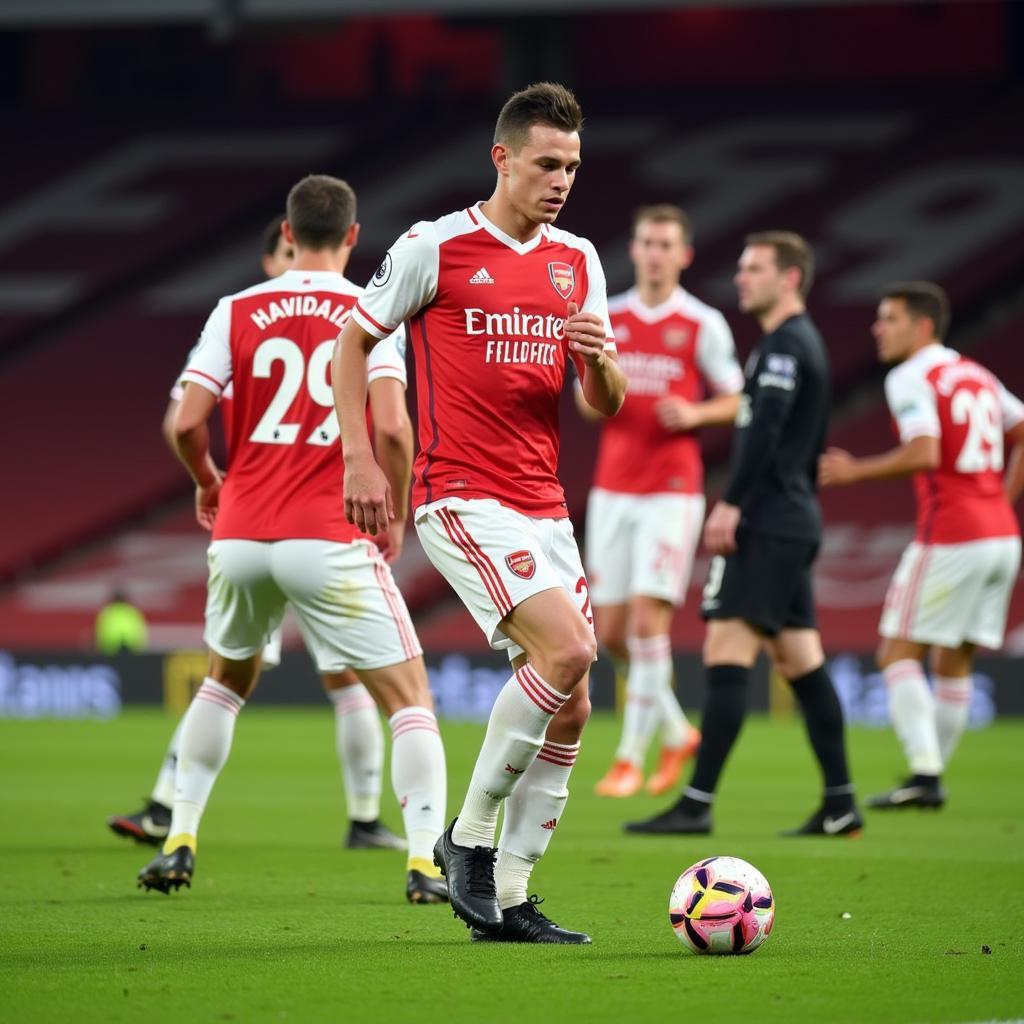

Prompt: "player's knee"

[556,688,592,733]
[596,627,628,663]
[875,639,896,670]
[546,637,596,690]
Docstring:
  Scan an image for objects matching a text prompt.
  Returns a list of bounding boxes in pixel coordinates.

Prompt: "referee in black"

[626,231,862,837]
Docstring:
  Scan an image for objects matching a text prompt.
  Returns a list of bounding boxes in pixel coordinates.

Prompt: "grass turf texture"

[1,709,1022,1024]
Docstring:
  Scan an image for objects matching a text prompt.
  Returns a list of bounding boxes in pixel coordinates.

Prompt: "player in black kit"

[625,232,863,838]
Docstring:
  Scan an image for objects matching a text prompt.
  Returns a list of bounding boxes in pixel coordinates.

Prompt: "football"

[669,856,775,955]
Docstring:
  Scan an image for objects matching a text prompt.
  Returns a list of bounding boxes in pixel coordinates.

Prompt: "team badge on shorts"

[505,550,537,580]
[547,262,576,300]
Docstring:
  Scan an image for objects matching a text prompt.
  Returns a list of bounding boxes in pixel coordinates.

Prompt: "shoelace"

[524,894,558,926]
[466,846,498,897]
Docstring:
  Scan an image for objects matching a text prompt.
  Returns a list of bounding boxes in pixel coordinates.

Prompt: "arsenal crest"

[547,261,575,300]
[663,326,688,349]
[505,550,536,580]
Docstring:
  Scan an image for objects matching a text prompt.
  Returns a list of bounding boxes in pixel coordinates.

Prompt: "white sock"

[654,645,690,749]
[615,635,672,765]
[495,739,579,909]
[389,706,447,863]
[165,678,244,853]
[150,716,185,808]
[329,684,383,823]
[452,664,568,849]
[933,675,972,769]
[883,660,942,776]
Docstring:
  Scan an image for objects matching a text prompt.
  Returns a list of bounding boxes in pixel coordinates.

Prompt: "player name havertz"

[465,306,564,365]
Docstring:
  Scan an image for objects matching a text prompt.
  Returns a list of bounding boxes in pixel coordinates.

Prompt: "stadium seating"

[0,90,1019,653]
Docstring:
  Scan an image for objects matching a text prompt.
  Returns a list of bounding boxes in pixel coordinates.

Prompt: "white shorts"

[204,539,421,672]
[415,497,593,661]
[585,489,705,606]
[879,536,1021,649]
[260,625,283,669]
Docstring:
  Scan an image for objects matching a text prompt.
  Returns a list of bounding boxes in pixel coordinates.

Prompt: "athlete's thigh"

[630,492,705,605]
[544,514,597,634]
[414,497,565,653]
[269,539,421,672]
[502,584,595,668]
[585,488,633,606]
[966,536,1022,649]
[205,540,287,661]
[357,657,433,718]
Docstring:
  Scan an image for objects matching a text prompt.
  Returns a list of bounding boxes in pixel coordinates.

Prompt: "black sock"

[675,664,749,814]
[788,664,854,812]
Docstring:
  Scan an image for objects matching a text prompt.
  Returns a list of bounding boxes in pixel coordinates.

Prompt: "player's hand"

[377,517,406,564]
[565,301,607,367]
[344,454,393,535]
[703,500,741,556]
[195,473,223,532]
[655,397,702,433]
[818,447,859,487]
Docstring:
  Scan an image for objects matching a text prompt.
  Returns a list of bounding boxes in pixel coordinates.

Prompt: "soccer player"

[137,175,448,904]
[334,83,626,943]
[581,205,743,799]
[110,216,401,853]
[626,232,863,838]
[820,282,1024,808]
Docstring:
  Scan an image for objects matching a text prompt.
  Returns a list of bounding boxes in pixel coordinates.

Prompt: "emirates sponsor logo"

[548,261,575,300]
[505,550,536,580]
[617,351,685,397]
[505,763,526,775]
[464,307,564,339]
[541,818,558,830]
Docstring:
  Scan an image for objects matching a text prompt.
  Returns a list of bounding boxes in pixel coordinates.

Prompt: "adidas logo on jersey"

[469,267,495,284]
[541,818,558,831]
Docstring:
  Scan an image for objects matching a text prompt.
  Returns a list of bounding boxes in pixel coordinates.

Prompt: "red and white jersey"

[171,349,239,453]
[181,269,407,543]
[353,203,614,519]
[884,344,1024,544]
[593,287,743,495]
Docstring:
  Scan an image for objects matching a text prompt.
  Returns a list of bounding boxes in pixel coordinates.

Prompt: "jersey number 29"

[249,337,338,447]
[950,387,1003,473]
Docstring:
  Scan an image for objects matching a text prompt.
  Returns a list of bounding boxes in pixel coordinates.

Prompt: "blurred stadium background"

[1,0,1022,723]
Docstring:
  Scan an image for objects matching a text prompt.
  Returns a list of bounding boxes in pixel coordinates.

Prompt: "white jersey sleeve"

[169,340,202,401]
[180,298,232,397]
[353,224,439,340]
[366,325,408,388]
[884,363,940,442]
[997,380,1024,431]
[580,239,615,350]
[695,310,744,395]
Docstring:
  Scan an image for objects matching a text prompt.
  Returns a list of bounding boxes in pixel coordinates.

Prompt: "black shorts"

[700,530,819,636]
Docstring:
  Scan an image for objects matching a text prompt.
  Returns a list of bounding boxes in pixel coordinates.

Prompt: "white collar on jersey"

[903,342,956,372]
[626,286,688,324]
[277,268,350,284]
[469,202,546,255]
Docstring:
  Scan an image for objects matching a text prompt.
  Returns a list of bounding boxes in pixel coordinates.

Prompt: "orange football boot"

[645,728,701,796]
[594,759,644,797]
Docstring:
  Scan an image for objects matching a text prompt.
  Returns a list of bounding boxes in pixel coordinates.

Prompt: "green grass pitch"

[2,708,1022,1024]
